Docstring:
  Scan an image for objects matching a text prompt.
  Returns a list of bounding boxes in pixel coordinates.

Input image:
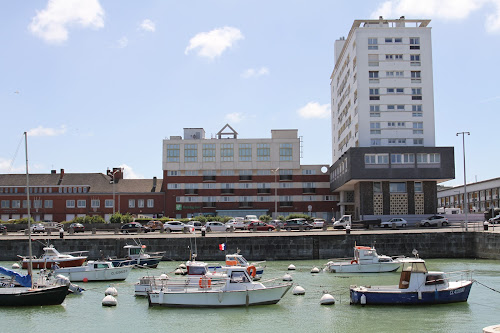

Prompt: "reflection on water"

[0,258,498,333]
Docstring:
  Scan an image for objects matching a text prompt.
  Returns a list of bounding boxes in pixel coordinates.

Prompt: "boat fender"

[418,290,422,300]
[282,273,293,281]
[320,293,335,305]
[288,264,296,270]
[199,276,212,288]
[311,267,320,273]
[360,294,367,305]
[351,260,358,265]
[293,286,305,295]
[105,286,118,296]
[102,295,117,307]
[247,265,257,278]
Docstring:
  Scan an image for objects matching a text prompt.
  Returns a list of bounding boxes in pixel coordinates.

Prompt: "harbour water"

[0,258,499,332]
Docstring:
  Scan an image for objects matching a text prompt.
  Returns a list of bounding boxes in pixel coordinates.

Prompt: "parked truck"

[332,215,381,229]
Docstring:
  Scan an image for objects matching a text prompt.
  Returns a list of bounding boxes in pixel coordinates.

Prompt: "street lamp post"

[111,169,120,215]
[271,167,279,219]
[456,132,470,231]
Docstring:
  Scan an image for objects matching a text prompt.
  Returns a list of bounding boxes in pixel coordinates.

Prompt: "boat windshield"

[230,271,250,283]
[402,261,427,273]
[188,266,207,275]
[129,247,144,256]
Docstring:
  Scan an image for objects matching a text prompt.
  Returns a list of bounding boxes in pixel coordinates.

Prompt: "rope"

[7,133,24,173]
[474,279,500,294]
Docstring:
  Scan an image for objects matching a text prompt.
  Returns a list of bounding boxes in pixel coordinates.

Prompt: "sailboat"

[0,132,68,306]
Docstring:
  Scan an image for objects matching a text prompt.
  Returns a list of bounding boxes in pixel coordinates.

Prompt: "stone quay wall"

[1,231,498,262]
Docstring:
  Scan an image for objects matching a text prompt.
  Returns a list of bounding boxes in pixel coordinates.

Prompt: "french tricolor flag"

[219,243,226,251]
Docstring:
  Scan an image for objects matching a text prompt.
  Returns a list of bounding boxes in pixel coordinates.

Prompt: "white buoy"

[159,274,169,280]
[360,294,367,305]
[320,293,335,305]
[11,263,20,269]
[292,286,305,295]
[105,286,118,296]
[102,295,117,307]
[311,267,320,273]
[282,273,293,281]
[288,264,296,270]
[178,263,186,269]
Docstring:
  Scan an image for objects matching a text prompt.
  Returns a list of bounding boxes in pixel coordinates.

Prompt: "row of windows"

[1,200,53,209]
[370,105,422,112]
[370,139,424,146]
[368,37,420,49]
[373,181,423,193]
[370,121,423,128]
[368,54,421,66]
[166,143,293,162]
[167,182,320,190]
[167,169,315,177]
[369,88,422,95]
[368,71,421,80]
[175,195,337,203]
[365,153,440,164]
[0,187,89,194]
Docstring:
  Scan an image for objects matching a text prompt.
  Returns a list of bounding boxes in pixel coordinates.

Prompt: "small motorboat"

[219,253,265,280]
[147,265,292,308]
[350,259,473,305]
[18,245,87,269]
[324,245,402,273]
[109,244,164,268]
[135,258,226,297]
[54,260,133,282]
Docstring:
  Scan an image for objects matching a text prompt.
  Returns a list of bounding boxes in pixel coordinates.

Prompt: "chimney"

[51,170,56,174]
[152,177,157,192]
[57,169,64,185]
[112,167,124,181]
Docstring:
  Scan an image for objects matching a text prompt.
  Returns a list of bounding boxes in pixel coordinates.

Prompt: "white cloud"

[139,19,155,32]
[185,26,244,59]
[241,67,270,79]
[371,0,500,33]
[297,102,331,119]
[116,36,128,48]
[119,164,144,179]
[225,112,245,123]
[0,158,24,173]
[29,0,105,44]
[28,125,67,137]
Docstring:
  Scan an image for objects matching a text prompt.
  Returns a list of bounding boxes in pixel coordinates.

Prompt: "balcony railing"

[239,202,253,208]
[279,175,293,181]
[302,188,316,194]
[203,202,216,208]
[203,176,216,181]
[257,188,271,194]
[279,201,293,207]
[221,189,234,194]
[184,189,198,195]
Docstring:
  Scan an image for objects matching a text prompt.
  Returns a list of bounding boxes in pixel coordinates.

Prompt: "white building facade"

[329,17,454,218]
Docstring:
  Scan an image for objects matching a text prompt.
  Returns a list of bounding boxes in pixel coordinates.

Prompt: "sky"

[1,0,500,187]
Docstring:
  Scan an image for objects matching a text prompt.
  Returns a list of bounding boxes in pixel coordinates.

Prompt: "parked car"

[0,224,6,232]
[163,221,187,233]
[246,221,276,232]
[146,220,164,231]
[380,218,408,228]
[120,222,151,233]
[282,219,313,231]
[31,223,46,233]
[204,221,230,232]
[420,215,449,227]
[488,215,500,224]
[311,218,326,228]
[185,221,203,230]
[268,219,284,227]
[226,219,249,230]
[69,223,85,233]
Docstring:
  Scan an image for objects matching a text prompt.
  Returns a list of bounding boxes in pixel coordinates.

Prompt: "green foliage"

[283,213,310,220]
[18,217,35,224]
[192,215,207,223]
[259,215,271,222]
[71,215,105,224]
[109,213,123,224]
[277,215,286,221]
[122,213,133,223]
[134,217,153,223]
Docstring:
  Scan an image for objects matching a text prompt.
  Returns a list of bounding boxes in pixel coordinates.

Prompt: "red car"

[246,222,275,232]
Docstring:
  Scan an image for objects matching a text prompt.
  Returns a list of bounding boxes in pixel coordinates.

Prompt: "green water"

[1,259,499,333]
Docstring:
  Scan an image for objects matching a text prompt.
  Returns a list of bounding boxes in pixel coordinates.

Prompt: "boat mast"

[25,132,34,287]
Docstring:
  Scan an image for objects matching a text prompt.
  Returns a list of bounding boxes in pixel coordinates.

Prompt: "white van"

[244,215,259,222]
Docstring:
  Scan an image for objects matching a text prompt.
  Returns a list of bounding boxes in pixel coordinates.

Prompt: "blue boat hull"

[350,282,472,305]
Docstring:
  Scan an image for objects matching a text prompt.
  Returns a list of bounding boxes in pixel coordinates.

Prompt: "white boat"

[147,265,292,307]
[55,260,133,282]
[109,244,164,268]
[135,259,226,297]
[220,253,265,280]
[350,260,473,305]
[18,245,87,269]
[324,245,403,273]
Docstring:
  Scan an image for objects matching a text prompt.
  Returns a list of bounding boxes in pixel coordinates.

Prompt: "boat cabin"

[225,254,249,267]
[185,261,209,276]
[398,260,446,290]
[354,246,393,263]
[88,261,114,269]
[124,245,150,259]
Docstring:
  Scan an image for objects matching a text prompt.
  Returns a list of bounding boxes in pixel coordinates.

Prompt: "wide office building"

[330,17,454,218]
[161,125,336,219]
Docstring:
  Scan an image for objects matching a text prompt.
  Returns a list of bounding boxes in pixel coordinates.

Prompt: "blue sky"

[1,0,500,187]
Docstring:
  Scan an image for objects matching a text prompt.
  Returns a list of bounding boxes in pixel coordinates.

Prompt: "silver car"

[380,218,407,228]
[163,221,187,232]
[205,222,230,232]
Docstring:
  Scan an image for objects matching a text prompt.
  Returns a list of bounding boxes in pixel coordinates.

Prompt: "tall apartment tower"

[330,17,455,219]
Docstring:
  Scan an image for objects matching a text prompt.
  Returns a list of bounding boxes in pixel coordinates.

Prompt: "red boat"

[18,245,87,269]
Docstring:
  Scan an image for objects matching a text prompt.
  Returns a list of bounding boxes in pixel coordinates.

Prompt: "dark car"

[69,223,85,233]
[146,220,164,231]
[282,219,313,231]
[246,222,276,232]
[0,224,6,233]
[120,222,151,233]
